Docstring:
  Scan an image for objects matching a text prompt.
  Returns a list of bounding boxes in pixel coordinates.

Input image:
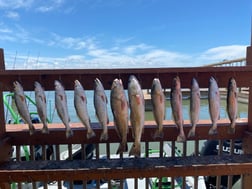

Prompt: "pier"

[0,36,252,189]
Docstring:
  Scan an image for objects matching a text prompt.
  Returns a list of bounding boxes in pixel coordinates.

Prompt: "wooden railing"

[0,47,252,189]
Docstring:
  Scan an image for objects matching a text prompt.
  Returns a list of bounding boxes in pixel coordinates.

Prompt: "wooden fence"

[0,44,252,189]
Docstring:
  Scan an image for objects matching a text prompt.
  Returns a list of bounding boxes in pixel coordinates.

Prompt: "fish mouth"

[74,80,81,87]
[13,81,20,88]
[34,81,40,88]
[129,75,137,82]
[172,76,180,87]
[111,78,119,89]
[54,80,62,88]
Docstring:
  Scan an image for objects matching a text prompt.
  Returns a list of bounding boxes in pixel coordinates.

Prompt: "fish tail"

[41,123,49,134]
[208,125,218,135]
[29,124,35,135]
[176,133,186,142]
[100,130,108,141]
[87,128,96,139]
[187,126,196,138]
[116,141,128,155]
[66,128,74,138]
[176,126,186,142]
[153,128,164,139]
[228,122,236,134]
[129,142,141,157]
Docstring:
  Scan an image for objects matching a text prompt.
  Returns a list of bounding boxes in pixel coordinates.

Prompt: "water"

[4,90,248,156]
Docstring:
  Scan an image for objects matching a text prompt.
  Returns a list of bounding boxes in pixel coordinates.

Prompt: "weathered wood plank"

[0,155,251,182]
[4,119,247,145]
[0,67,251,91]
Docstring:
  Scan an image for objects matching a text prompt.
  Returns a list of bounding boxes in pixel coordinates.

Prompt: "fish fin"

[101,95,107,104]
[59,94,64,101]
[80,95,86,103]
[87,128,96,139]
[100,131,108,141]
[41,124,49,134]
[153,128,164,139]
[66,128,74,138]
[116,142,128,155]
[208,127,218,135]
[19,95,25,102]
[136,94,141,105]
[187,128,195,138]
[121,99,126,110]
[129,142,141,158]
[159,94,164,103]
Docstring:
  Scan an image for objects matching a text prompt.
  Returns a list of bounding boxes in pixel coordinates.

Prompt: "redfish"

[74,80,95,139]
[111,78,128,154]
[208,77,220,135]
[188,78,200,138]
[128,75,145,157]
[34,81,49,134]
[170,76,186,142]
[55,80,73,138]
[151,78,165,139]
[94,78,109,141]
[227,77,238,134]
[13,81,35,135]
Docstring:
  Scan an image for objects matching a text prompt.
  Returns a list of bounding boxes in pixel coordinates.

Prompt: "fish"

[170,76,186,142]
[227,77,238,134]
[74,80,96,139]
[188,78,201,138]
[110,78,129,154]
[94,78,109,141]
[151,78,165,139]
[208,76,220,135]
[128,75,145,157]
[34,81,49,134]
[54,80,73,138]
[13,81,35,135]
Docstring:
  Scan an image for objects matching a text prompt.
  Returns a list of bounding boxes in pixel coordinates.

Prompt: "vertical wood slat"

[171,141,175,189]
[0,49,5,137]
[81,144,87,189]
[95,144,100,189]
[55,145,62,189]
[182,142,187,189]
[145,142,149,189]
[216,140,224,189]
[194,140,199,189]
[227,140,234,189]
[243,52,252,189]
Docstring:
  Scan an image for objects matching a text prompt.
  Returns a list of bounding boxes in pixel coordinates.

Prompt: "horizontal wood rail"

[0,66,251,91]
[5,119,248,145]
[1,155,252,182]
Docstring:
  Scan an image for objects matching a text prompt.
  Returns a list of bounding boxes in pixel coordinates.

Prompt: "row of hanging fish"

[12,75,238,157]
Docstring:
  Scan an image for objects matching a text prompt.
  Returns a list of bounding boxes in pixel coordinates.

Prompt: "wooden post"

[0,137,11,189]
[242,27,252,188]
[0,49,5,137]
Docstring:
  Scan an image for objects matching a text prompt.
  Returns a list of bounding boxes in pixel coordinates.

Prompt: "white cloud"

[35,0,65,13]
[5,11,20,19]
[0,0,33,9]
[4,44,247,69]
[197,45,246,65]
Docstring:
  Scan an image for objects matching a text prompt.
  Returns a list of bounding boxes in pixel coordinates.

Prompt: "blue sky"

[0,0,251,69]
